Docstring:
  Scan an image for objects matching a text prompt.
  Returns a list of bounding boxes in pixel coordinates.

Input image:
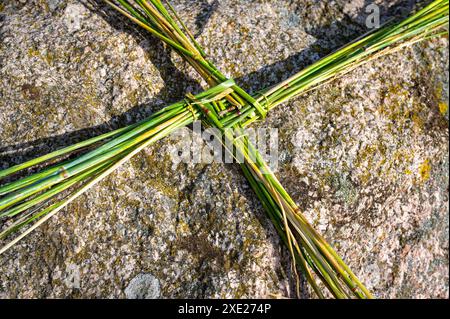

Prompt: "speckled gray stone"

[124,273,161,299]
[0,0,448,299]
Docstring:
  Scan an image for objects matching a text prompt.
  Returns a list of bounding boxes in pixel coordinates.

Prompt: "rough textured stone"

[0,0,448,298]
[124,273,161,299]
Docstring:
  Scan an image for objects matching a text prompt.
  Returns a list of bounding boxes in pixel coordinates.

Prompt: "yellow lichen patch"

[39,0,50,12]
[435,82,443,98]
[176,219,190,235]
[133,73,143,82]
[27,47,55,66]
[418,159,431,182]
[44,52,55,65]
[435,83,448,115]
[411,111,425,131]
[438,102,448,115]
[28,47,40,57]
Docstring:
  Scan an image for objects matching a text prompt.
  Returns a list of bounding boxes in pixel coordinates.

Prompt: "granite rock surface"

[0,0,448,298]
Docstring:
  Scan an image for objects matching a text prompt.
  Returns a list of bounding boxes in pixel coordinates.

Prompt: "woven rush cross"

[0,0,448,298]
